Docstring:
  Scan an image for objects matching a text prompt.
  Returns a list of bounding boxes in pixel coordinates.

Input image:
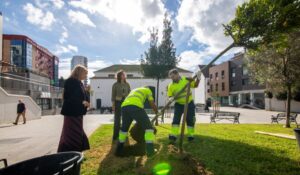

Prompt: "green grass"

[82,124,300,175]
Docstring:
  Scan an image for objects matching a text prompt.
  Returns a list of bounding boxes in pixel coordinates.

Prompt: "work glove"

[196,71,202,80]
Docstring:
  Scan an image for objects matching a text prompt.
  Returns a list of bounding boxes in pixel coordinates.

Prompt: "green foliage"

[264,90,273,99]
[275,91,287,101]
[141,14,179,79]
[246,31,300,93]
[224,0,300,48]
[292,86,300,101]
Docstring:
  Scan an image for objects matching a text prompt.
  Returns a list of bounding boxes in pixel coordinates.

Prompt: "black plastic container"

[0,152,83,175]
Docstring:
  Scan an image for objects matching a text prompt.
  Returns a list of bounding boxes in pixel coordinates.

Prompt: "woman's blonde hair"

[70,65,88,80]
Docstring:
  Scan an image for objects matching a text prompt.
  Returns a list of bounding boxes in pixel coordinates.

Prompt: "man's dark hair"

[169,69,179,76]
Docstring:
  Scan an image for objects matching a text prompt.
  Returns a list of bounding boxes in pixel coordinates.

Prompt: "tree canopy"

[224,0,300,49]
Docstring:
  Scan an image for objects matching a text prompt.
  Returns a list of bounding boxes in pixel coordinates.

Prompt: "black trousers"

[172,101,196,127]
[121,105,153,133]
[113,100,123,140]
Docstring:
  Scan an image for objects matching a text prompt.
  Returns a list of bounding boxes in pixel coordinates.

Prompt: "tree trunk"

[155,78,159,126]
[179,82,191,154]
[285,85,292,128]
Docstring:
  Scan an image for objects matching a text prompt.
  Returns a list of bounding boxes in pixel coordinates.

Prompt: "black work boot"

[168,135,177,145]
[115,142,124,157]
[146,143,155,157]
[188,136,194,142]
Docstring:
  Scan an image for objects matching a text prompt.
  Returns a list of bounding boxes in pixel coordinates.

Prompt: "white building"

[90,64,196,109]
[194,65,210,105]
[0,12,3,61]
[71,55,88,85]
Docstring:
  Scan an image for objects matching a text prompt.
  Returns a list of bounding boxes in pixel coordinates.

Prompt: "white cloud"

[4,17,10,22]
[178,50,209,71]
[4,1,10,6]
[23,3,56,30]
[51,0,65,9]
[59,58,72,78]
[176,0,245,54]
[67,10,96,28]
[34,0,50,9]
[88,59,112,78]
[59,58,112,79]
[59,26,69,44]
[178,46,245,71]
[69,0,167,43]
[119,58,141,65]
[54,44,78,56]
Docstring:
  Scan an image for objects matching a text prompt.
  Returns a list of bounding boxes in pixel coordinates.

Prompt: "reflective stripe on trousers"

[170,124,180,138]
[118,131,128,143]
[187,126,195,137]
[145,129,155,143]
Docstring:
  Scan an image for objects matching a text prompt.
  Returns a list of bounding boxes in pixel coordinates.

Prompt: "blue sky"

[1,0,244,78]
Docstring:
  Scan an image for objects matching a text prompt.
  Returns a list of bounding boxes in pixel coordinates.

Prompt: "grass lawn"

[81,124,300,175]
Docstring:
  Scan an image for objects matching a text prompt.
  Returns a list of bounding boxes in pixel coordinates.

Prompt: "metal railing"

[0,64,62,94]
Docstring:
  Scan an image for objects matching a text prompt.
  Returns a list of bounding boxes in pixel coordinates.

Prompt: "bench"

[271,113,298,126]
[210,112,240,124]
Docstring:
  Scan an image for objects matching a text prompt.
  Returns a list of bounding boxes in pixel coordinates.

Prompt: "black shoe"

[168,135,177,145]
[13,122,17,125]
[146,143,155,157]
[115,143,124,157]
[188,137,194,142]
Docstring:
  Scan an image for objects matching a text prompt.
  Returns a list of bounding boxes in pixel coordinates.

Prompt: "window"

[215,72,218,80]
[242,67,248,75]
[210,74,213,80]
[221,70,225,79]
[231,81,236,86]
[242,79,249,86]
[207,89,210,93]
[36,98,51,110]
[127,74,133,78]
[231,68,236,78]
[222,82,225,91]
[108,74,114,78]
[215,83,218,92]
[210,85,213,92]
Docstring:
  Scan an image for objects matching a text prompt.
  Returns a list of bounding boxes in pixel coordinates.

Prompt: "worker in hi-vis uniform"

[115,86,158,157]
[167,69,200,143]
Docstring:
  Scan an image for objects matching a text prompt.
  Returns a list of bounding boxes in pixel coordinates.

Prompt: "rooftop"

[94,64,192,73]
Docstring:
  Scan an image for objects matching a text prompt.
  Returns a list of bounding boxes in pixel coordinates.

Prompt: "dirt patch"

[96,139,213,175]
[135,145,212,175]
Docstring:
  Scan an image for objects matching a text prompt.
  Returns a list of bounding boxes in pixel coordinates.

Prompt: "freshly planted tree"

[141,14,179,121]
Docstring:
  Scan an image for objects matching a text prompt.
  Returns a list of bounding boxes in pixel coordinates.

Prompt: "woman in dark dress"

[58,65,90,152]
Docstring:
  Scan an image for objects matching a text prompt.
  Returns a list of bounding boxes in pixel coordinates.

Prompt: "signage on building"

[26,43,32,69]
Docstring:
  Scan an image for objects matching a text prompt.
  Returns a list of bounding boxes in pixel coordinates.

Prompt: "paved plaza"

[0,107,295,165]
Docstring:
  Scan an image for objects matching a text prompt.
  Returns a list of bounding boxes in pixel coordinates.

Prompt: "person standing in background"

[13,100,26,125]
[111,70,131,142]
[58,65,90,152]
